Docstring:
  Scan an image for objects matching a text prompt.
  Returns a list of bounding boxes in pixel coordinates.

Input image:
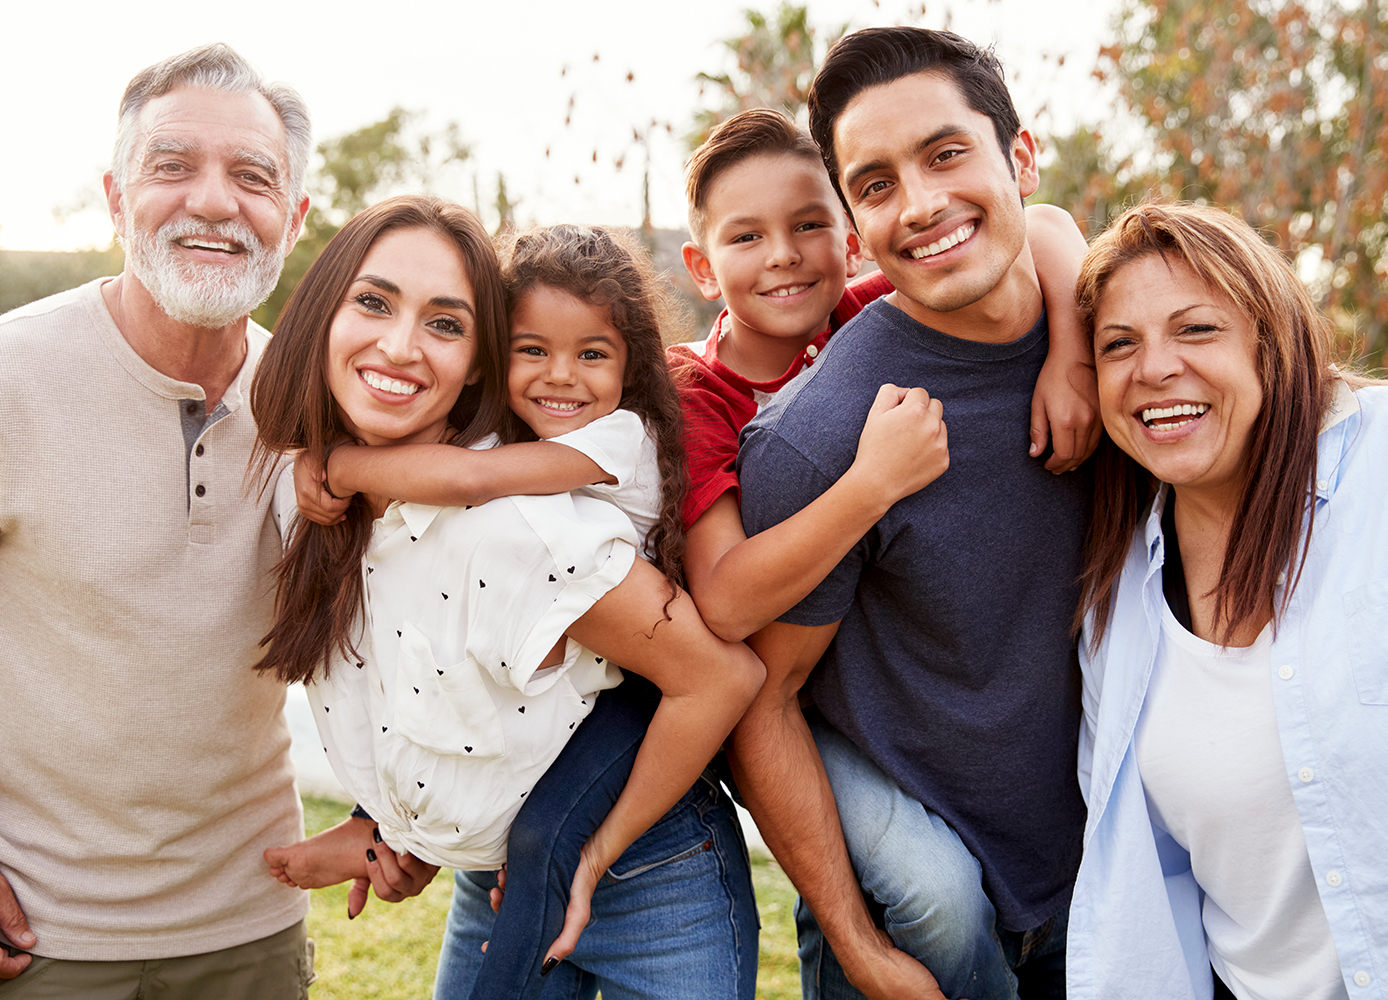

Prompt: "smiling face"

[107,86,307,328]
[507,284,628,440]
[326,226,479,447]
[687,152,861,349]
[832,70,1037,333]
[1094,255,1264,506]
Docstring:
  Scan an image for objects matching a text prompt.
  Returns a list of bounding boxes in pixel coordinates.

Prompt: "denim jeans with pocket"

[434,676,758,1000]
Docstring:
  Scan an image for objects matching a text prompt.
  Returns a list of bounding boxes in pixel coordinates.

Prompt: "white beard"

[123,216,288,329]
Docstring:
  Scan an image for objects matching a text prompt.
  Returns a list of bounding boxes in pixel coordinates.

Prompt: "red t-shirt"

[666,271,893,531]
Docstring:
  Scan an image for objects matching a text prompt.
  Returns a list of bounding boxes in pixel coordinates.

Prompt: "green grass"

[301,794,801,999]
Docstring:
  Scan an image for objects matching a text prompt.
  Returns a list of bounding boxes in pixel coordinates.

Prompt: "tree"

[254,108,471,330]
[1091,0,1388,363]
[688,3,848,148]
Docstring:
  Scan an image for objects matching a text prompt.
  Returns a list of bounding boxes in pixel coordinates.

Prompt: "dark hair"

[685,108,825,245]
[807,27,1020,206]
[251,195,509,683]
[1075,202,1351,647]
[498,224,689,601]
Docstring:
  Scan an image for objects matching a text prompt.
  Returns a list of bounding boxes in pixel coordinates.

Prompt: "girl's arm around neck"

[685,383,948,642]
[327,440,617,508]
[1025,202,1102,473]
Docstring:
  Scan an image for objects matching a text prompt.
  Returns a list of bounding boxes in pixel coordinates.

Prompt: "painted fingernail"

[372,828,382,843]
[541,957,559,977]
[347,907,356,920]
[366,848,377,863]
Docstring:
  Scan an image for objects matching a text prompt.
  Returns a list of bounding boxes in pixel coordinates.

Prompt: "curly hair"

[497,224,689,600]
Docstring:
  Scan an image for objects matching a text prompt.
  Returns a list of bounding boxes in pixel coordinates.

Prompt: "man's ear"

[103,172,125,239]
[681,242,724,303]
[285,195,310,252]
[844,226,865,279]
[1011,129,1040,200]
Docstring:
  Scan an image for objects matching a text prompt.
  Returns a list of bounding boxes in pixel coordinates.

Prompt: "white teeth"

[765,284,812,298]
[1142,403,1208,426]
[538,399,583,411]
[907,222,975,259]
[361,371,419,396]
[178,238,237,252]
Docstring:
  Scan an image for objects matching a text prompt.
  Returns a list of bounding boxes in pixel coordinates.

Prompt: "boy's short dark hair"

[807,27,1021,204]
[685,108,824,246]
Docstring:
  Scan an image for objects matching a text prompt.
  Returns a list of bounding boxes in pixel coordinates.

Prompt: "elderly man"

[0,44,314,998]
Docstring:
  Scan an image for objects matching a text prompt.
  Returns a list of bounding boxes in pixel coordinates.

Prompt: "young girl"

[252,201,764,1000]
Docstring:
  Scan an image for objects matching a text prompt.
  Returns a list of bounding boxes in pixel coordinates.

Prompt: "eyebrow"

[354,275,476,316]
[841,123,972,194]
[1100,304,1211,331]
[140,139,282,183]
[231,147,281,182]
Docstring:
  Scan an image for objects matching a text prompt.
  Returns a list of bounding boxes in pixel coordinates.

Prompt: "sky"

[1,0,1121,252]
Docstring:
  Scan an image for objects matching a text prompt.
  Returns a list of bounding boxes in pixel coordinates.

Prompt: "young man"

[672,108,1093,645]
[731,28,1095,1000]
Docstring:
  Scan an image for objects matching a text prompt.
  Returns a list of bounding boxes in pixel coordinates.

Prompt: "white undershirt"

[1135,603,1347,1000]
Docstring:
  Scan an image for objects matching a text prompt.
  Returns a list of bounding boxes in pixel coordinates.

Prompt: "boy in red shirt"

[669,107,1096,642]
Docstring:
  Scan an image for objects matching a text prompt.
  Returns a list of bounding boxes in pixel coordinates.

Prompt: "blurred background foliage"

[3,0,1384,365]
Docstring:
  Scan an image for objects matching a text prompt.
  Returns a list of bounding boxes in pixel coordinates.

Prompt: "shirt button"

[1326,871,1342,887]
[805,344,819,359]
[185,402,199,415]
[1276,570,1286,586]
[1355,971,1371,987]
[1298,767,1314,783]
[1316,479,1328,491]
[195,484,206,497]
[1278,665,1294,680]
[195,443,205,457]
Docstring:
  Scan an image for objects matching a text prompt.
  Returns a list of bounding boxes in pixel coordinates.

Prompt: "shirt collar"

[377,500,445,540]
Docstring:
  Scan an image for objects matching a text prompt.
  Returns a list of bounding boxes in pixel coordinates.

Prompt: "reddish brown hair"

[251,196,509,683]
[1076,202,1342,646]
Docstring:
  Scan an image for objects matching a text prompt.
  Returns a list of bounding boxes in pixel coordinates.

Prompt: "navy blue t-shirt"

[738,298,1088,931]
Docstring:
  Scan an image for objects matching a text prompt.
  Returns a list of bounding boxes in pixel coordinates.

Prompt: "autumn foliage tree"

[1093,0,1387,362]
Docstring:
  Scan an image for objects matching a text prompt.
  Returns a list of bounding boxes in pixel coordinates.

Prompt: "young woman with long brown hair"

[250,198,763,999]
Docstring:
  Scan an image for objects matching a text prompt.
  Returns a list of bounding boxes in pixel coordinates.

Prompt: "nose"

[898,167,948,230]
[543,352,576,385]
[183,169,240,223]
[1135,336,1183,385]
[765,231,801,269]
[377,316,423,365]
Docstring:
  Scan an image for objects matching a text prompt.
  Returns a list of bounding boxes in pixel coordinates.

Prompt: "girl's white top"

[1135,607,1347,1000]
[277,410,657,869]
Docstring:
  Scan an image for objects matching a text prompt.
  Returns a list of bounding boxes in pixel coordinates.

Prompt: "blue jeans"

[434,676,757,1000]
[799,718,1067,1000]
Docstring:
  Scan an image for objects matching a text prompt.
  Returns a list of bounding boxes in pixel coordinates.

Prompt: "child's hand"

[541,837,607,974]
[851,383,949,504]
[1029,349,1100,474]
[294,449,351,525]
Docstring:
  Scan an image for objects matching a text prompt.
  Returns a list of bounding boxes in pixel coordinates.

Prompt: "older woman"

[1066,203,1386,1000]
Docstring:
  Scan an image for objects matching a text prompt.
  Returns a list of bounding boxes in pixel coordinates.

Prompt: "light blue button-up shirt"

[1068,382,1388,1000]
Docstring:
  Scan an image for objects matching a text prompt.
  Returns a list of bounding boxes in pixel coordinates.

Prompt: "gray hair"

[111,43,311,204]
